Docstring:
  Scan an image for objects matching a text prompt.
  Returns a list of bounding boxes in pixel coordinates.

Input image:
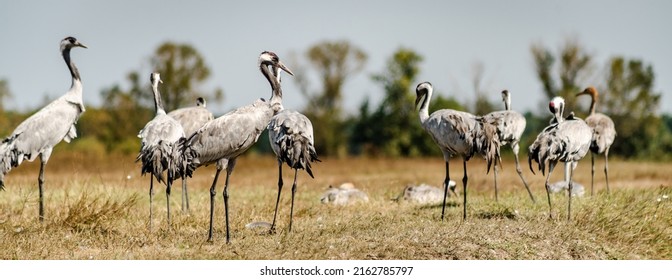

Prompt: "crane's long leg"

[590,152,595,196]
[493,160,499,202]
[604,148,610,194]
[223,159,237,244]
[568,162,574,221]
[545,162,556,219]
[207,168,222,242]
[270,161,284,234]
[181,178,190,213]
[149,176,154,230]
[288,168,299,232]
[166,180,172,225]
[38,159,46,222]
[513,143,535,203]
[441,160,451,221]
[462,160,468,221]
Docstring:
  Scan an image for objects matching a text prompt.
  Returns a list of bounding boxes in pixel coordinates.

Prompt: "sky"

[1,0,671,116]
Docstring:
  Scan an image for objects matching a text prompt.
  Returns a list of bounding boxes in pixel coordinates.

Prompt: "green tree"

[602,57,671,158]
[352,48,466,157]
[150,42,223,111]
[531,38,593,113]
[96,72,153,153]
[296,40,367,157]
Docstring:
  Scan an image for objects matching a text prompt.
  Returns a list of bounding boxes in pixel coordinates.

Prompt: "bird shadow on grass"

[418,201,461,210]
[475,207,518,220]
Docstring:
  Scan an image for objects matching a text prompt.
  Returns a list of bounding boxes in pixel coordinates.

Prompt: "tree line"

[1,39,670,160]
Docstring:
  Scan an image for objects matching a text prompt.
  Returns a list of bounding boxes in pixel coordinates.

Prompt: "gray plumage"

[415,81,501,221]
[482,90,535,202]
[267,68,319,233]
[528,96,592,220]
[167,97,214,212]
[137,72,186,229]
[0,37,87,222]
[168,97,214,137]
[180,51,293,243]
[576,87,616,195]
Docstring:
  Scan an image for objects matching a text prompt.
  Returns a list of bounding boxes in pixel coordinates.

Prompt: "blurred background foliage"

[1,38,670,160]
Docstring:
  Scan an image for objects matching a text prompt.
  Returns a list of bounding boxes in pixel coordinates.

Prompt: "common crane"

[482,90,535,202]
[167,97,214,212]
[267,67,319,233]
[180,51,293,243]
[576,87,616,195]
[528,96,592,220]
[415,81,500,220]
[137,73,186,229]
[0,36,87,222]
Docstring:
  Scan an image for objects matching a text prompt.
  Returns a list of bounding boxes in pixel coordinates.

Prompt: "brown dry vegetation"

[0,151,670,260]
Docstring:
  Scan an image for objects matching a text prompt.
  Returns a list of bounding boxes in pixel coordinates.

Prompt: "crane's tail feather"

[477,118,501,174]
[137,139,186,185]
[528,150,536,175]
[276,132,320,178]
[177,137,198,179]
[0,136,28,190]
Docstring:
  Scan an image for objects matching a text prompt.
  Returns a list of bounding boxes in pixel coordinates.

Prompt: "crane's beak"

[76,41,88,49]
[277,61,294,76]
[414,95,423,109]
[575,89,588,97]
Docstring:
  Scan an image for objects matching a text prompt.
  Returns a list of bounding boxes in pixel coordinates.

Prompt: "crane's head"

[576,86,598,99]
[501,89,511,98]
[196,97,206,107]
[150,72,163,86]
[549,96,565,121]
[60,36,87,52]
[501,89,511,103]
[415,81,433,109]
[258,51,294,77]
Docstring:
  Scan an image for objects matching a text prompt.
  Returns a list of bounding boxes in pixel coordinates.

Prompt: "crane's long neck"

[261,63,283,113]
[589,95,597,115]
[504,95,511,111]
[418,91,431,124]
[554,102,565,124]
[152,83,166,115]
[62,47,82,88]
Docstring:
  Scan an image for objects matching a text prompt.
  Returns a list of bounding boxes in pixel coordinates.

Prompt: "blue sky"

[1,0,670,116]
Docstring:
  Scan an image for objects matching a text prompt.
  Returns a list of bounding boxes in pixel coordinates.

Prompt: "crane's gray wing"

[585,113,616,154]
[167,107,215,136]
[5,99,81,162]
[137,115,186,184]
[483,110,526,145]
[423,109,478,159]
[186,100,273,166]
[268,110,320,177]
[528,119,591,175]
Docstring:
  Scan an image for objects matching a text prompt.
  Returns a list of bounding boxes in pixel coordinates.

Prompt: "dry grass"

[0,152,670,260]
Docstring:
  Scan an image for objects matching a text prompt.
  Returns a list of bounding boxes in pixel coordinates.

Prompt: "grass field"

[0,152,670,260]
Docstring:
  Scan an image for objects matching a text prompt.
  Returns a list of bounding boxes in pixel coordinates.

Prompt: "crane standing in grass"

[168,97,214,212]
[137,72,186,229]
[181,51,293,243]
[482,90,535,202]
[267,65,320,234]
[414,81,500,221]
[528,96,592,220]
[0,37,87,222]
[576,87,616,195]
